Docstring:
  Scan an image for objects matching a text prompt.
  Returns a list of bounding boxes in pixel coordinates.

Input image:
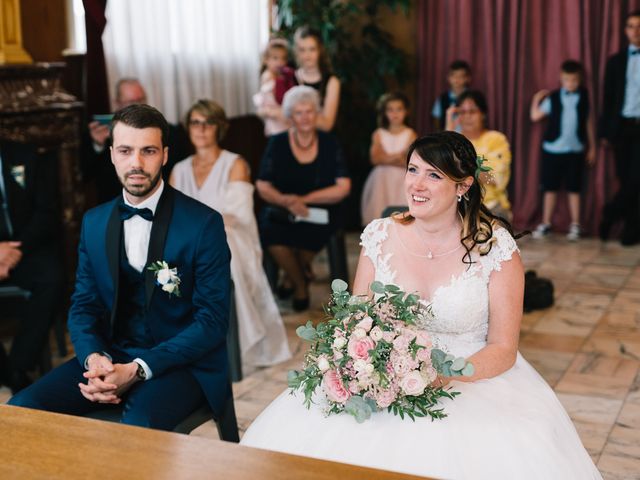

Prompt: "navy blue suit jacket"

[68,185,231,414]
[598,48,628,141]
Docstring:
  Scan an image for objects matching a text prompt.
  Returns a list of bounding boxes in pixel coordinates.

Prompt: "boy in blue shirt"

[431,60,471,131]
[530,60,596,241]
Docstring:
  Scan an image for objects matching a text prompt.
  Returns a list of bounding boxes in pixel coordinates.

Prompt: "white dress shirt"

[122,180,165,380]
[122,181,164,272]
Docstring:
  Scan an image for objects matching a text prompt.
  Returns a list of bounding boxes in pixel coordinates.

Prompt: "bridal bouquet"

[288,280,474,423]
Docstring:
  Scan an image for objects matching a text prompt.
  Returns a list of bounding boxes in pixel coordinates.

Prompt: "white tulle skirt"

[241,352,602,479]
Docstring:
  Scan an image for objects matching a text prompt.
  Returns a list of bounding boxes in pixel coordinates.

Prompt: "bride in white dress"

[170,100,291,367]
[241,131,601,479]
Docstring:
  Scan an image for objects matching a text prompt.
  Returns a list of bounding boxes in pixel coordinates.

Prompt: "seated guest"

[256,86,351,311]
[170,100,291,367]
[9,105,232,431]
[0,140,63,393]
[446,90,512,220]
[82,78,192,204]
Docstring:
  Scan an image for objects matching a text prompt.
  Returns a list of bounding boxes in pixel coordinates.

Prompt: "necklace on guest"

[292,129,317,150]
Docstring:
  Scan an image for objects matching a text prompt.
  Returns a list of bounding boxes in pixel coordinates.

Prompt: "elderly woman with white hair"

[256,86,351,311]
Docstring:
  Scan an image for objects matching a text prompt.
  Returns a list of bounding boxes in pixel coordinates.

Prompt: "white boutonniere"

[10,165,26,188]
[148,260,181,297]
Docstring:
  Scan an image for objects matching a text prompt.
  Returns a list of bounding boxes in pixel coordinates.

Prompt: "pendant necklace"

[405,223,463,259]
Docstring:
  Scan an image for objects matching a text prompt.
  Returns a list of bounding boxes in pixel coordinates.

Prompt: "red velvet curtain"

[83,0,110,115]
[417,0,640,232]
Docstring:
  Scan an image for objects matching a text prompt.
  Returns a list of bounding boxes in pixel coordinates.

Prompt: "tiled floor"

[2,234,639,479]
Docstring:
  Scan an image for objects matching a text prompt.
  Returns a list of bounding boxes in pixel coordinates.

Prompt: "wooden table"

[0,405,433,479]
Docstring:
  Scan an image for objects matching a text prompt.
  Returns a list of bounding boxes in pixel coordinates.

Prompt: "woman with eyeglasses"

[446,90,512,220]
[170,99,291,367]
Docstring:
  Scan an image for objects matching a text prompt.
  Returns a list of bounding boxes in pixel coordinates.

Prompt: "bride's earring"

[457,194,462,203]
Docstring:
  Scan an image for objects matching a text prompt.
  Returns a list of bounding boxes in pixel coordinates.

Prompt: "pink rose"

[382,331,396,343]
[392,335,411,352]
[375,388,397,408]
[399,371,427,396]
[416,347,431,362]
[348,380,360,394]
[391,351,418,375]
[415,330,432,348]
[356,316,374,332]
[323,370,351,404]
[347,336,376,361]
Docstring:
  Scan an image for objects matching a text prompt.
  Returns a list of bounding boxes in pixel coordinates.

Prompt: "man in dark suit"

[82,78,192,204]
[9,105,231,431]
[598,10,640,245]
[0,141,63,393]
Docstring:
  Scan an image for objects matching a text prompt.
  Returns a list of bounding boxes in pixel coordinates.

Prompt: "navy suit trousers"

[7,358,205,431]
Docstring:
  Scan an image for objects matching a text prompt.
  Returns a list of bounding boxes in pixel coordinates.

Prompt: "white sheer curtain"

[103,0,270,122]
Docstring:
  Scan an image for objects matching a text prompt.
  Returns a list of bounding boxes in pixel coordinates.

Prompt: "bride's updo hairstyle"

[396,131,516,266]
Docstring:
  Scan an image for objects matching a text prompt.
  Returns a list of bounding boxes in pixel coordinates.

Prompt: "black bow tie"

[631,49,640,56]
[119,203,154,221]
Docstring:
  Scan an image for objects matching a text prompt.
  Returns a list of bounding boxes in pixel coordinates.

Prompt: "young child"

[361,92,417,225]
[432,60,472,131]
[530,60,596,241]
[253,38,296,136]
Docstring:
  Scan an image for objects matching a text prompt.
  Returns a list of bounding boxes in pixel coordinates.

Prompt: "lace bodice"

[360,218,518,357]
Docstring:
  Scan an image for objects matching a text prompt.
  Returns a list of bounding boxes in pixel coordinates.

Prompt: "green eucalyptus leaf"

[345,396,374,423]
[296,321,317,341]
[461,363,475,377]
[451,357,466,372]
[331,279,349,292]
[370,281,385,294]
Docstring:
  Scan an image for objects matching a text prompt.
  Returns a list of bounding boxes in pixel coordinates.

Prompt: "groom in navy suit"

[9,104,231,431]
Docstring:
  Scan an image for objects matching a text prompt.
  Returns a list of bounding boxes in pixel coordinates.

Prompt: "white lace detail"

[363,222,519,357]
[360,218,396,285]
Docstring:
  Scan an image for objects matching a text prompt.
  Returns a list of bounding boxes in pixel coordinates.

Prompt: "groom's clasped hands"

[78,353,140,404]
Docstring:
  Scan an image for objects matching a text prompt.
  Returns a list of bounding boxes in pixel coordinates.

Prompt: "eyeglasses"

[188,119,216,128]
[457,108,480,115]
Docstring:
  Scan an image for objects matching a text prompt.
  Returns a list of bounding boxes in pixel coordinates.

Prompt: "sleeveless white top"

[171,151,291,366]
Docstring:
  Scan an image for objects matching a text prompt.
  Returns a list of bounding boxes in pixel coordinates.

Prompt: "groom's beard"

[121,167,162,198]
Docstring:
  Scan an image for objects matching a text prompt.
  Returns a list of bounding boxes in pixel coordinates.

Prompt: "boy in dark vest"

[530,60,596,241]
[431,60,471,131]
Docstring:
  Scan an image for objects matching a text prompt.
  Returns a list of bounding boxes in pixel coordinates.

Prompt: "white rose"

[169,268,180,283]
[353,359,368,372]
[157,269,172,285]
[353,328,367,339]
[399,371,427,396]
[332,336,347,349]
[365,363,375,374]
[370,326,383,342]
[317,356,330,372]
[162,283,176,294]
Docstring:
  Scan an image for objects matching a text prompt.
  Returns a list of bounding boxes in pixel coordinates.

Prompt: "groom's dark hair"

[111,104,170,148]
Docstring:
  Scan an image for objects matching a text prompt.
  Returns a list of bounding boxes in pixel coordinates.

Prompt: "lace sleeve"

[480,227,519,280]
[359,218,391,266]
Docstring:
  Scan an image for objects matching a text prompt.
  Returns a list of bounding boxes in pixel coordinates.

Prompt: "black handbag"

[523,270,554,312]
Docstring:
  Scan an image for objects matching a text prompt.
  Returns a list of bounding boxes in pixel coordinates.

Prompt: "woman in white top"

[361,92,417,225]
[170,100,291,367]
